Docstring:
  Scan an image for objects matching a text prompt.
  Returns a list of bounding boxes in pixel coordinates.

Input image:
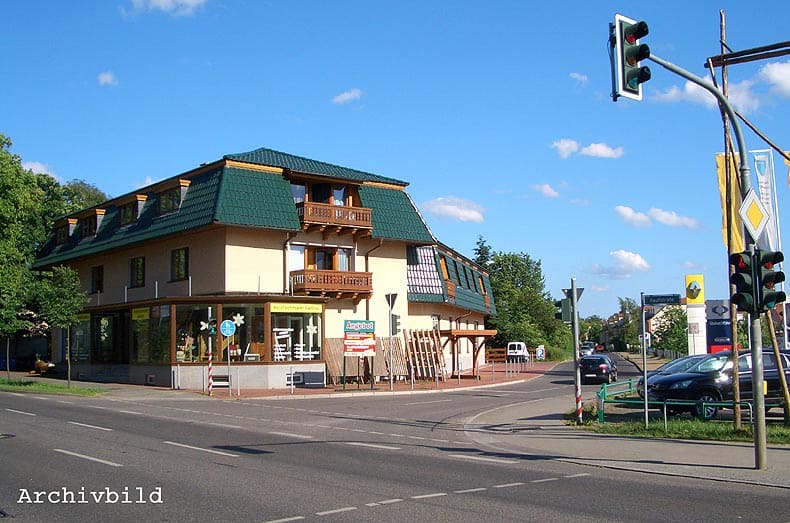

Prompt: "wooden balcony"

[290,269,373,300]
[296,202,372,238]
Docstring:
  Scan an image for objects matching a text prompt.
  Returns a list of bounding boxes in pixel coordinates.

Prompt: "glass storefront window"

[131,306,171,364]
[218,305,265,362]
[272,312,322,362]
[174,304,213,363]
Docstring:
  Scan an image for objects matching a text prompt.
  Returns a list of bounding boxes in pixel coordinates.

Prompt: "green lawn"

[568,405,790,444]
[0,378,106,396]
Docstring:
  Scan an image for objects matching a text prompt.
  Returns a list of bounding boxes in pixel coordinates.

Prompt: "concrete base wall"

[173,362,327,391]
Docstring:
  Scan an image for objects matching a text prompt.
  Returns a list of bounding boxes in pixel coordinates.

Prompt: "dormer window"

[118,195,147,226]
[54,218,78,245]
[157,179,190,216]
[78,210,104,239]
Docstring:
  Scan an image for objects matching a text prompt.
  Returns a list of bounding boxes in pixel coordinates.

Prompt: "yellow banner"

[685,274,705,304]
[132,307,150,321]
[270,302,323,313]
[715,152,744,253]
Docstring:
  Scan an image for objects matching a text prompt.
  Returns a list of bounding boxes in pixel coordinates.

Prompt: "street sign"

[220,319,236,337]
[562,288,584,301]
[739,188,769,242]
[643,294,681,306]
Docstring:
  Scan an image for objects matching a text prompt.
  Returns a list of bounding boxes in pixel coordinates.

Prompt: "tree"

[474,237,572,357]
[36,267,88,387]
[651,306,689,355]
[613,297,639,351]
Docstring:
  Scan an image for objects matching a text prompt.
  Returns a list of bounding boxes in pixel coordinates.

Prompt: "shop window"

[129,256,145,288]
[272,311,322,362]
[131,306,171,364]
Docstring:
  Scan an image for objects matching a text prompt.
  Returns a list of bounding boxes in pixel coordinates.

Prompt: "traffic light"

[756,250,786,312]
[390,314,401,335]
[729,251,756,313]
[614,14,651,101]
[208,319,217,335]
[554,298,572,323]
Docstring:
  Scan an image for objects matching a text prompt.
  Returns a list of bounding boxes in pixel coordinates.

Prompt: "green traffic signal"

[757,250,786,312]
[614,14,651,101]
[729,251,756,313]
[390,313,401,335]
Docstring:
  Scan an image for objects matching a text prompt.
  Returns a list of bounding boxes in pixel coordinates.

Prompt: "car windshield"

[658,355,705,374]
[689,354,730,373]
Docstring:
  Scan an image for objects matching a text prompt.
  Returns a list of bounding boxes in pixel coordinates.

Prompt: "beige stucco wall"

[225,228,291,293]
[74,227,227,307]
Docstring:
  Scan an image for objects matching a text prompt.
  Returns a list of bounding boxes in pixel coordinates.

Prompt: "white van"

[506,341,529,362]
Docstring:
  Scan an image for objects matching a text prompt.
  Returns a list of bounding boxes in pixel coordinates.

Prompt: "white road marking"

[454,487,487,493]
[377,498,403,504]
[403,399,453,406]
[5,408,35,416]
[67,421,113,432]
[56,400,74,404]
[448,454,518,465]
[53,449,122,467]
[203,422,243,429]
[268,431,314,440]
[343,442,401,450]
[493,482,525,488]
[531,477,559,483]
[316,507,356,516]
[261,517,305,523]
[164,441,239,457]
[564,473,591,478]
[412,492,447,499]
[117,410,142,415]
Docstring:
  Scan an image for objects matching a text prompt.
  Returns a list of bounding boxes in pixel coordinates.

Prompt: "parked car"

[647,350,790,419]
[580,342,596,356]
[579,354,618,384]
[636,354,709,398]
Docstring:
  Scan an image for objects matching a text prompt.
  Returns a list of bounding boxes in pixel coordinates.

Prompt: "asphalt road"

[1,354,787,522]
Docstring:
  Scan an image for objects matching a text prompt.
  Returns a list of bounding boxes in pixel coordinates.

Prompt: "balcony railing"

[290,269,373,297]
[296,202,372,232]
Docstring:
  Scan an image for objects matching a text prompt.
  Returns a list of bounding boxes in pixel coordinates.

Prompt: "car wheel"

[693,392,720,420]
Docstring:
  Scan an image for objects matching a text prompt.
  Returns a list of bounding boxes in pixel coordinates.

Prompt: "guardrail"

[595,380,771,430]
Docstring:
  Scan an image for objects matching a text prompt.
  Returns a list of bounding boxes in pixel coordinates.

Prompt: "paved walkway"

[7,354,790,489]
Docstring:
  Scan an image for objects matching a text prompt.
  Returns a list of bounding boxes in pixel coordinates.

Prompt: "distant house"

[34,147,496,388]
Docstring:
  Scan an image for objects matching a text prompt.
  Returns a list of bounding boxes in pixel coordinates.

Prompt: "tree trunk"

[66,326,72,389]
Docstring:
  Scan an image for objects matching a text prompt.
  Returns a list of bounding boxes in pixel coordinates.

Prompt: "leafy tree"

[474,237,572,358]
[613,297,639,351]
[36,267,88,387]
[651,306,689,355]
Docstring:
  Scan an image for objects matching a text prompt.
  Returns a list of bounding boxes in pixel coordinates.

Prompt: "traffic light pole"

[571,278,582,425]
[648,52,767,469]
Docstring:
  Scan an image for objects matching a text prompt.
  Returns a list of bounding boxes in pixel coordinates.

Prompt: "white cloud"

[654,78,762,114]
[551,138,579,159]
[648,208,699,229]
[591,249,651,279]
[422,196,484,223]
[759,60,790,97]
[98,71,118,86]
[124,0,207,16]
[23,161,54,176]
[532,183,559,198]
[614,205,650,227]
[570,72,588,86]
[580,143,624,159]
[332,88,363,105]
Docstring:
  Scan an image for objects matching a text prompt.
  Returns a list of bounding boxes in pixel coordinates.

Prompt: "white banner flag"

[752,149,779,251]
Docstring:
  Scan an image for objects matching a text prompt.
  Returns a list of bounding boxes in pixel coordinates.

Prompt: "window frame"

[90,266,104,294]
[170,247,189,282]
[129,256,146,288]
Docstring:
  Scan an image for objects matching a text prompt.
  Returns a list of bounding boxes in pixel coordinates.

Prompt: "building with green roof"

[35,147,496,388]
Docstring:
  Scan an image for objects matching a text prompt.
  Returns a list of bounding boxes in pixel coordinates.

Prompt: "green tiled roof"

[359,185,433,243]
[34,148,435,267]
[407,246,496,316]
[225,147,407,186]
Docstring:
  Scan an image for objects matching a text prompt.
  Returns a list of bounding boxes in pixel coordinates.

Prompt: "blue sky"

[2,1,790,319]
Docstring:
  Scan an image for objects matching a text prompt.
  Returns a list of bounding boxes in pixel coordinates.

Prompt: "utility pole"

[647,52,767,470]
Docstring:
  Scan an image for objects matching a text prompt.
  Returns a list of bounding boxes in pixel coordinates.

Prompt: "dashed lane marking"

[53,449,122,467]
[343,442,401,450]
[5,408,35,416]
[316,506,357,516]
[164,440,239,457]
[67,421,113,432]
[448,454,518,465]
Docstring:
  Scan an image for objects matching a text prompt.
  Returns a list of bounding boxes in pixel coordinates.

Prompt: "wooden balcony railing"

[296,202,372,234]
[290,269,373,298]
